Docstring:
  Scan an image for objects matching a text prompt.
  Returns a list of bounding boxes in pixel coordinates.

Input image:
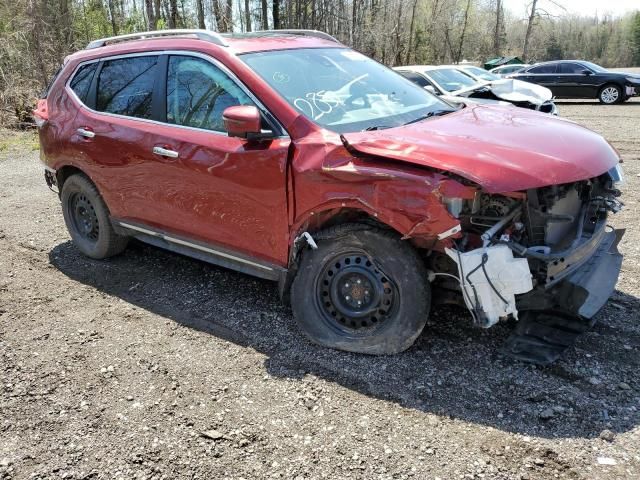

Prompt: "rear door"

[516,64,559,94]
[69,54,163,224]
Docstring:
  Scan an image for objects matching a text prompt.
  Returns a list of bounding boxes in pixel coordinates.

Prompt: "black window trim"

[525,63,558,75]
[556,61,590,75]
[64,50,288,138]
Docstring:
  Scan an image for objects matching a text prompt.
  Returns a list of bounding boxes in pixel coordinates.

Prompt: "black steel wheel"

[69,192,100,242]
[316,252,397,333]
[291,225,430,355]
[61,174,129,259]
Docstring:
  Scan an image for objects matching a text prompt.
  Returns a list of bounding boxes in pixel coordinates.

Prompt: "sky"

[503,0,640,18]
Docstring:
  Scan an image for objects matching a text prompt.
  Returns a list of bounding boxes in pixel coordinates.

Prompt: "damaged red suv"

[35,29,625,364]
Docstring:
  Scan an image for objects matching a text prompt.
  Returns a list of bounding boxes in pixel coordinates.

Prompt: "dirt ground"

[1,95,640,480]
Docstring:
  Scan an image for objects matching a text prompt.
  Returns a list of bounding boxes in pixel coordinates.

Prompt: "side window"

[96,56,158,119]
[399,71,431,88]
[166,55,254,132]
[528,64,557,74]
[558,63,584,74]
[69,63,98,103]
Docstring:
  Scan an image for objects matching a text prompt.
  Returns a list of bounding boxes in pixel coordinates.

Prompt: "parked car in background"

[490,64,529,77]
[34,30,625,365]
[396,65,557,115]
[511,60,640,104]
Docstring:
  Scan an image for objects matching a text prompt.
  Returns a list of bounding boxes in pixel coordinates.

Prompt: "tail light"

[33,99,49,128]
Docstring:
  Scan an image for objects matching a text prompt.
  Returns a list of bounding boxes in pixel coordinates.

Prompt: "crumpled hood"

[453,79,553,105]
[342,104,620,193]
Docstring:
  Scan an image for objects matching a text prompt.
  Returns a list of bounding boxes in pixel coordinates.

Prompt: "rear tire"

[291,225,430,355]
[61,174,129,259]
[598,84,622,104]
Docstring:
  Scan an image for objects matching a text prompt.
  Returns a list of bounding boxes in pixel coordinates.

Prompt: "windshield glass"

[463,66,499,81]
[582,61,608,73]
[426,68,478,92]
[241,48,454,133]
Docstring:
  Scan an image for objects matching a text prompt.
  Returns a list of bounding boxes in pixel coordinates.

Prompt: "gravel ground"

[1,96,639,480]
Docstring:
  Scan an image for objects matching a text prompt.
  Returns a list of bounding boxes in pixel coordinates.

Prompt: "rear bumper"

[517,227,624,319]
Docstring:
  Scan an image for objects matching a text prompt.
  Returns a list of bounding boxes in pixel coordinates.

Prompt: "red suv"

[35,29,625,364]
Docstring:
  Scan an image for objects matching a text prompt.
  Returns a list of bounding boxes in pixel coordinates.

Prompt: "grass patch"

[0,128,39,155]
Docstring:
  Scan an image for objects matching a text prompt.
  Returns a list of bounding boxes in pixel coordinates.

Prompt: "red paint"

[222,105,262,137]
[38,36,621,268]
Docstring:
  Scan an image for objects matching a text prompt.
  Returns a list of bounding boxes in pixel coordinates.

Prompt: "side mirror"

[582,69,593,76]
[424,85,438,95]
[223,105,273,141]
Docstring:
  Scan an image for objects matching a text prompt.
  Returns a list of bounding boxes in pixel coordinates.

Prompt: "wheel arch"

[279,205,422,304]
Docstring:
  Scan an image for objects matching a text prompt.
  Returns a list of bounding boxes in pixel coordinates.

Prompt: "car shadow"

[49,240,640,440]
[555,100,640,106]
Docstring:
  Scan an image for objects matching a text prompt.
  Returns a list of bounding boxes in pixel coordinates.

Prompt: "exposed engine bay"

[429,165,625,357]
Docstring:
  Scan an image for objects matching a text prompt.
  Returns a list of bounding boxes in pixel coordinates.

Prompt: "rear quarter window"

[69,62,98,103]
[96,56,159,119]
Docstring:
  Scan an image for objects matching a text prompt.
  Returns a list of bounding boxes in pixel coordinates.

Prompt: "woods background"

[1,0,639,126]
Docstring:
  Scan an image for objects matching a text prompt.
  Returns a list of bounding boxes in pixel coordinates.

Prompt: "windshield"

[463,66,499,82]
[426,68,478,92]
[241,48,453,133]
[582,61,608,73]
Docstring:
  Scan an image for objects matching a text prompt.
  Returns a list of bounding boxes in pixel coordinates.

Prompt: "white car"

[395,65,558,115]
[489,64,530,77]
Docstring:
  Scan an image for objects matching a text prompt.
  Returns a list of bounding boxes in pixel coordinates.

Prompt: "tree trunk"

[213,0,225,31]
[455,0,472,63]
[261,0,268,29]
[225,0,233,32]
[493,0,502,55]
[243,0,251,31]
[196,0,205,28]
[107,0,119,35]
[523,0,538,61]
[168,0,178,28]
[145,0,156,29]
[404,0,418,64]
[153,0,161,28]
[272,0,280,29]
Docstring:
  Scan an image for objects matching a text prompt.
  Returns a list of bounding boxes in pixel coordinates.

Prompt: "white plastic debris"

[446,245,534,327]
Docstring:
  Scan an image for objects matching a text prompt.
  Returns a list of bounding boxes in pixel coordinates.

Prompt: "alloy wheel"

[601,87,619,104]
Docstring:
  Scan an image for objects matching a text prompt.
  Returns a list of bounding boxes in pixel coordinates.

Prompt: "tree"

[632,11,640,66]
[523,0,538,61]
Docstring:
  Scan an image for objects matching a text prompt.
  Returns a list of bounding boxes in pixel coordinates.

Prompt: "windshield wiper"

[363,125,392,131]
[403,109,454,126]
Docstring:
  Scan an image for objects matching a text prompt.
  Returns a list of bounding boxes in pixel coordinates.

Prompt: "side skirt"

[113,219,286,282]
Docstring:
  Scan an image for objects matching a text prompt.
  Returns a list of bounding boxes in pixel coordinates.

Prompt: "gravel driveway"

[1,97,639,479]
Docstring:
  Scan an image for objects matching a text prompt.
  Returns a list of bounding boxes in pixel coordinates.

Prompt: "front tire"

[599,84,622,104]
[291,225,430,355]
[61,174,129,259]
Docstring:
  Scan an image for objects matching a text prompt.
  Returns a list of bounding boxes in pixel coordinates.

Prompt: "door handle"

[77,128,95,139]
[152,146,179,159]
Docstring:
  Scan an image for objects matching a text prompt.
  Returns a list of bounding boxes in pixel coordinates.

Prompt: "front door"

[555,62,593,98]
[138,54,291,266]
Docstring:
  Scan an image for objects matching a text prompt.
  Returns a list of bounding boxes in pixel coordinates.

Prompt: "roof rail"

[86,29,228,49]
[251,29,340,43]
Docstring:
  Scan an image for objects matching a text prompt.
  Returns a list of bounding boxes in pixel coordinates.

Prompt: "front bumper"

[626,85,637,97]
[517,227,624,319]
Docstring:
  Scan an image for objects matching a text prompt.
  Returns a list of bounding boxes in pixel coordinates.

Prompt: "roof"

[66,29,343,64]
